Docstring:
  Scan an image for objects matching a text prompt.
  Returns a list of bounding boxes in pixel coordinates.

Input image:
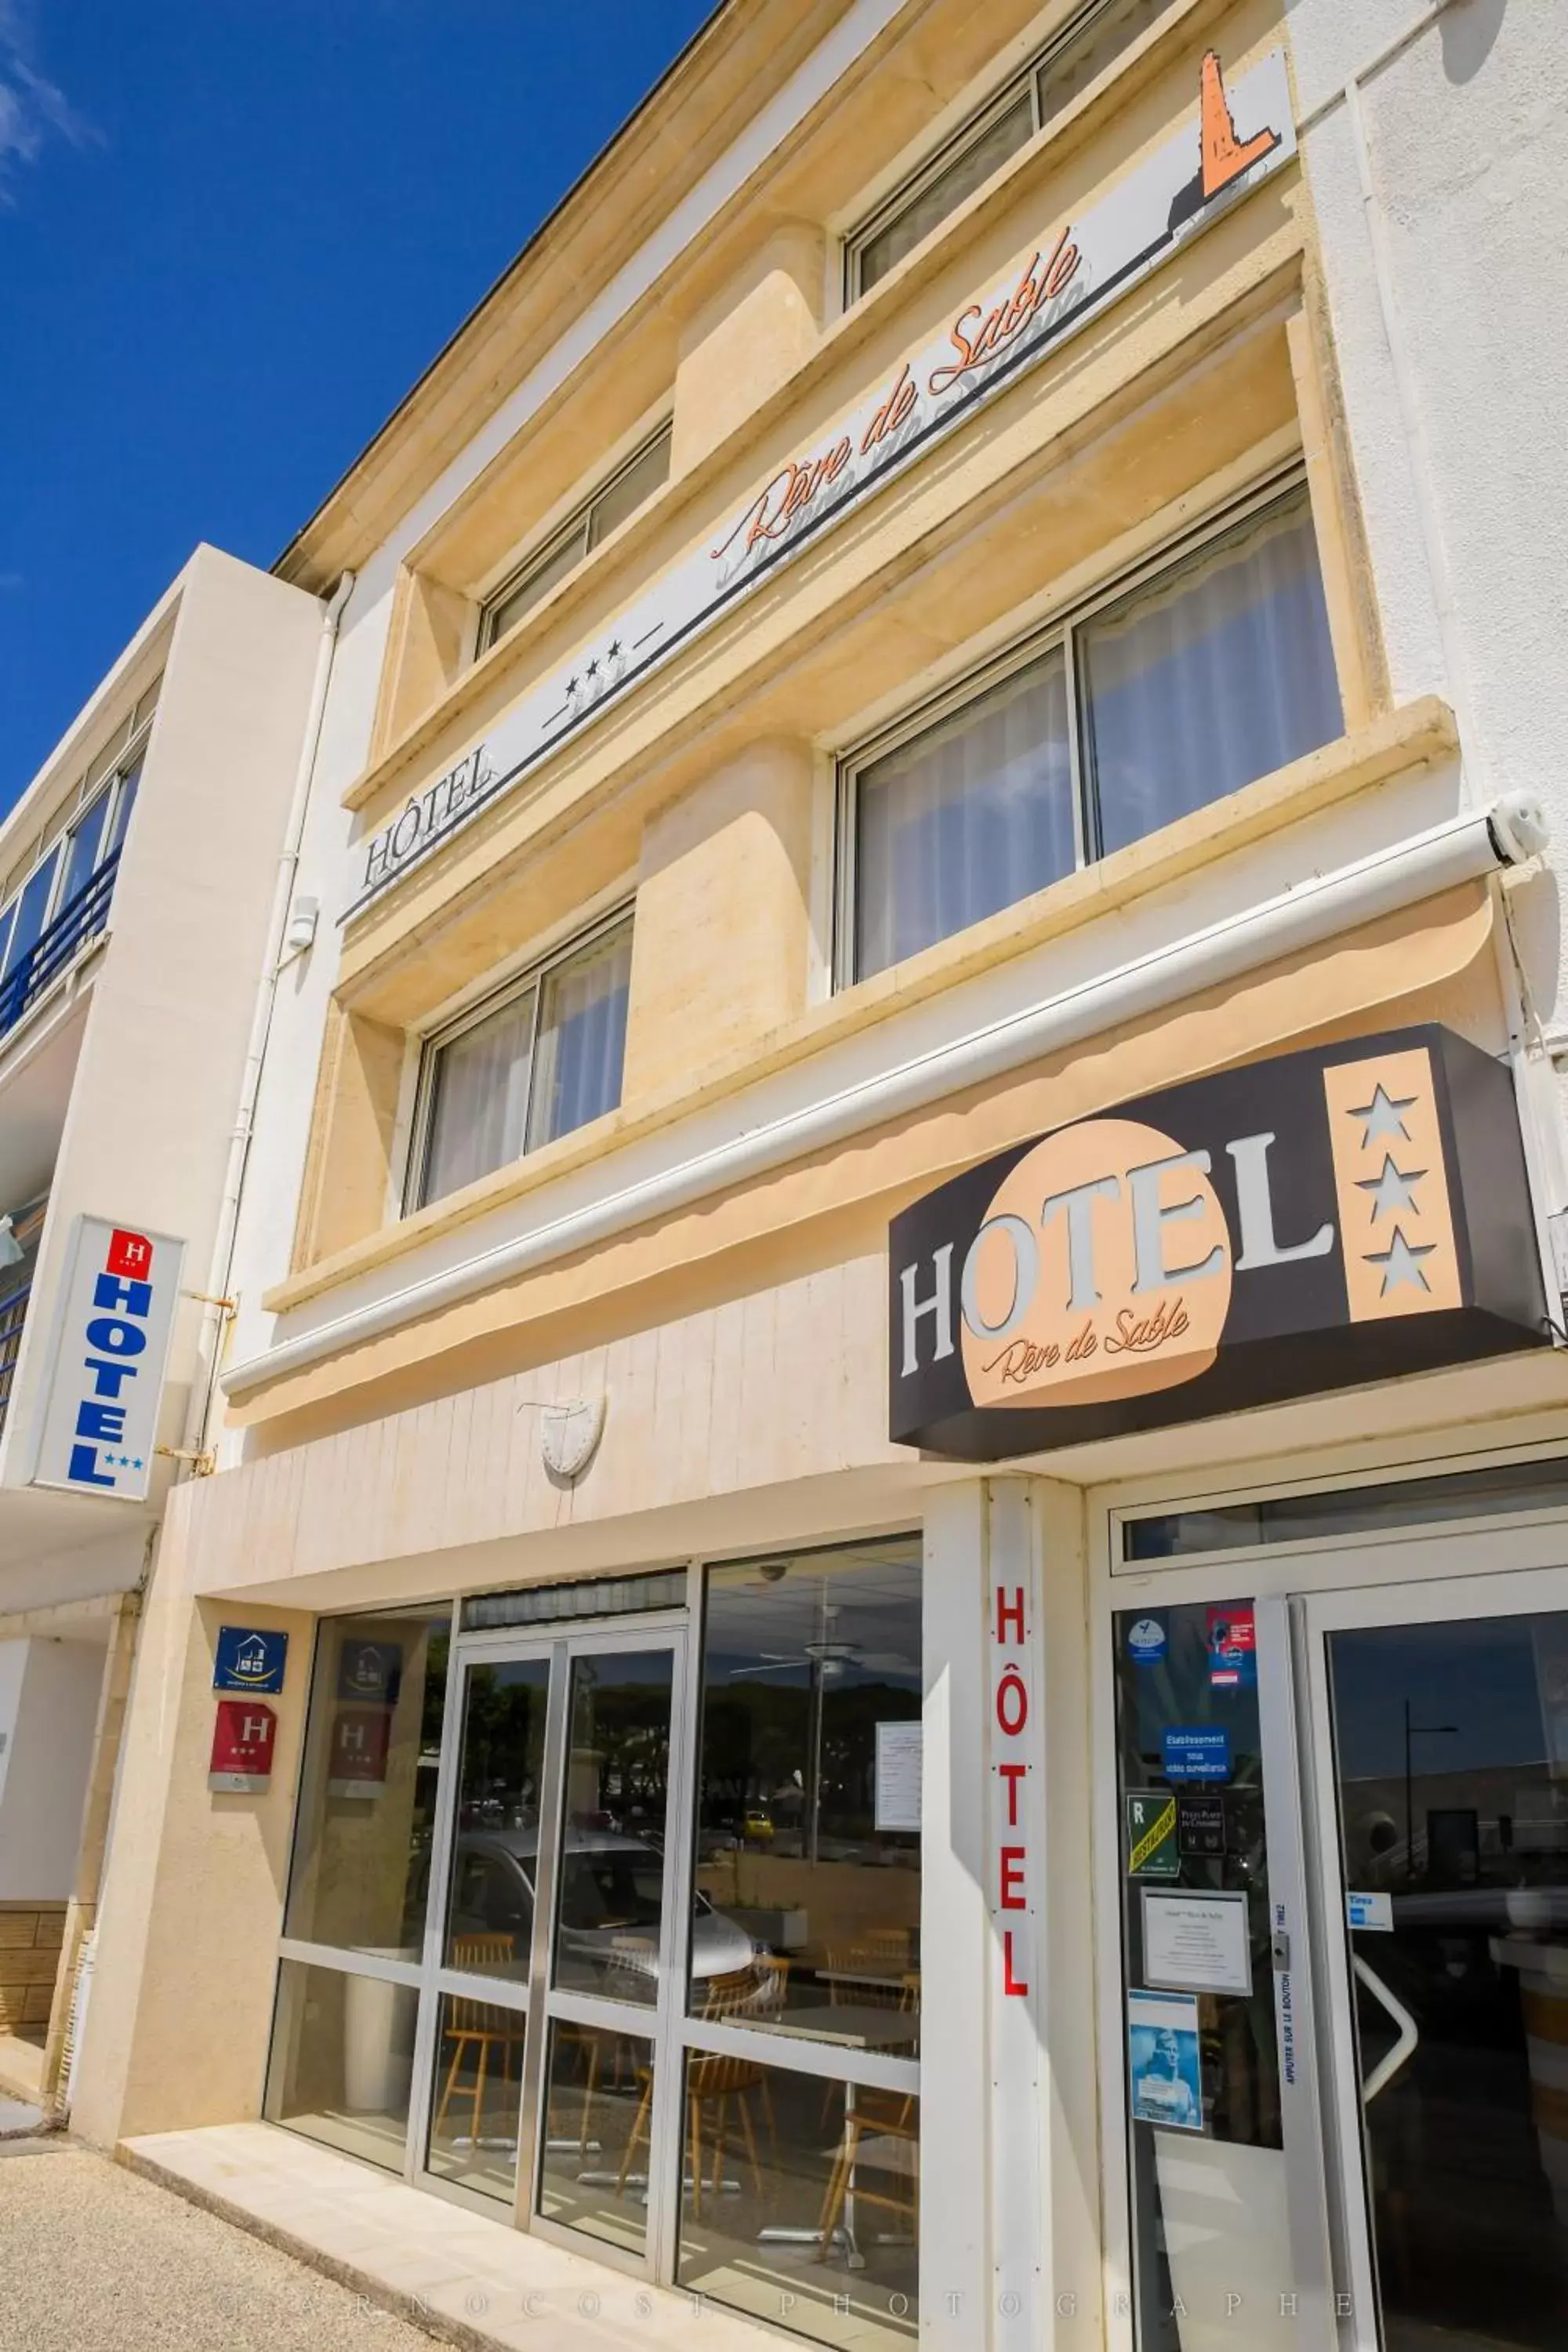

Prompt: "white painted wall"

[0,546,324,1607]
[1289,0,1568,1027]
[0,1635,104,1899]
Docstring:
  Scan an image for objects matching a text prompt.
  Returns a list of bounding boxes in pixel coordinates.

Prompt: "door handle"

[1353,1953,1418,2104]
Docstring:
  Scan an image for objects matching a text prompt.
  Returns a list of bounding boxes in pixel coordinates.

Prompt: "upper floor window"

[841,479,1342,982]
[477,423,673,658]
[846,0,1166,299]
[409,909,634,1210]
[0,681,155,1027]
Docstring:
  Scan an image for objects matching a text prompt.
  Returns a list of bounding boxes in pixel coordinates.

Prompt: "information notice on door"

[875,1719,922,1833]
[1141,1887,1253,1996]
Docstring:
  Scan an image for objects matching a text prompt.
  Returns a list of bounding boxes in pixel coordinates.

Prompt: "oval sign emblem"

[960,1118,1232,1411]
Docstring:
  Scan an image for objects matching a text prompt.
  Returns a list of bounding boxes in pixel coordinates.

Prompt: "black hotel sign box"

[889,1027,1548,1459]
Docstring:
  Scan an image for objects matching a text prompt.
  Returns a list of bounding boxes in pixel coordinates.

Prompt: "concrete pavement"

[0,2143,437,2352]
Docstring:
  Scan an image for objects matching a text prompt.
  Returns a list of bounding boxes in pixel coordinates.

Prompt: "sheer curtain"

[528,919,633,1151]
[1081,495,1341,859]
[855,645,1074,979]
[419,985,536,1206]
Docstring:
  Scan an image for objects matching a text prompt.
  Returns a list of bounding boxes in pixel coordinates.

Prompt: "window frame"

[833,463,1335,988]
[0,704,154,981]
[475,421,673,659]
[842,0,1171,306]
[403,900,636,1214]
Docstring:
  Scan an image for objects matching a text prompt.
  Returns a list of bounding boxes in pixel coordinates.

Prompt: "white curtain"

[856,646,1073,979]
[528,920,633,1151]
[1082,497,1341,858]
[420,985,536,1205]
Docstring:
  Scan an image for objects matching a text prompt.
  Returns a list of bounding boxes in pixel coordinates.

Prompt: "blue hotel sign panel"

[347,49,1296,920]
[27,1216,186,1504]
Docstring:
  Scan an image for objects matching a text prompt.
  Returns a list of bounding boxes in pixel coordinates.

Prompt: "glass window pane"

[484,521,590,648]
[106,754,143,856]
[527,920,633,1152]
[538,2019,653,2256]
[690,1538,923,2036]
[419,984,537,1207]
[1124,1457,1568,1562]
[551,1649,673,2007]
[855,646,1072,979]
[858,89,1034,292]
[586,425,672,550]
[1082,495,1342,860]
[282,1610,450,1959]
[59,791,110,912]
[1038,0,1161,127]
[677,2056,918,2348]
[1327,1613,1568,2350]
[425,1989,525,2204]
[1112,1599,1282,2350]
[265,1959,416,2174]
[444,1657,551,1977]
[1,849,62,978]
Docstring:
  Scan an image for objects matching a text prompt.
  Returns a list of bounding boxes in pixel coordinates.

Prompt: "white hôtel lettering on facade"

[347,50,1293,919]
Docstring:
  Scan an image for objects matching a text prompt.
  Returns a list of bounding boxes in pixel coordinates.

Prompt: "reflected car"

[447,1828,756,1990]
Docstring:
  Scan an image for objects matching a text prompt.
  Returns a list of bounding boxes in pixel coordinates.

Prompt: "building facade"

[0,546,327,2109]
[68,5,1568,2351]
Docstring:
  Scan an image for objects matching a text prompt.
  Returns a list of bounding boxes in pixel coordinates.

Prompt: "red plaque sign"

[209,1698,277,1794]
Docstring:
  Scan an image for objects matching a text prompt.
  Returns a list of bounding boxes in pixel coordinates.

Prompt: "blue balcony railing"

[0,1282,30,1436]
[0,850,121,1041]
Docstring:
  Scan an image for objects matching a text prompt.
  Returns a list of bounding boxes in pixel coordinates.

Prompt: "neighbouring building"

[66,5,1568,2352]
[0,546,328,2111]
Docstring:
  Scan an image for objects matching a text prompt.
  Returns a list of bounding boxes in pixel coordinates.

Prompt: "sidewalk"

[0,2142,437,2352]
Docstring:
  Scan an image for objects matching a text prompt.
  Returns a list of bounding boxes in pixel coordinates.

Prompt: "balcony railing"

[0,849,121,1042]
[0,1282,30,1436]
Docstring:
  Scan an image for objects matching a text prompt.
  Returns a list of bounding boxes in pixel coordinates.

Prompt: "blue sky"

[0,0,714,817]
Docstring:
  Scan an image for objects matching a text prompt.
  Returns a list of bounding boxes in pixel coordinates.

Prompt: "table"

[754,2003,919,2263]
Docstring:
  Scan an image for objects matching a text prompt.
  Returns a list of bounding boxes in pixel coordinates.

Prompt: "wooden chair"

[433,1934,525,2149]
[616,1964,775,2216]
[817,2088,919,2260]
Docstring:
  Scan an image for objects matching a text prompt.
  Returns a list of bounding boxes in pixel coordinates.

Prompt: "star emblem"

[585,658,600,681]
[1355,1156,1425,1222]
[1364,1225,1436,1296]
[564,674,579,697]
[607,639,622,660]
[1348,1084,1416,1148]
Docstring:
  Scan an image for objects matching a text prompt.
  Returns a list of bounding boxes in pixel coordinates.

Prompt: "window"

[477,423,672,655]
[840,481,1341,982]
[847,0,1165,298]
[268,1606,452,2173]
[681,1536,923,2348]
[410,910,634,1210]
[0,695,153,1025]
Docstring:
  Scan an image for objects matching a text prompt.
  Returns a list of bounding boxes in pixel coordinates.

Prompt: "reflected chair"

[617,1965,772,2216]
[817,2085,919,2262]
[433,1934,525,2150]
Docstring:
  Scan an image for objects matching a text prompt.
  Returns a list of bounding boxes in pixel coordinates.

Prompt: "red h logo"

[106,1229,153,1280]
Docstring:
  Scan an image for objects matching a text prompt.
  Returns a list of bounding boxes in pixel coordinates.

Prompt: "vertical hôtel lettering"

[993,1577,1032,1999]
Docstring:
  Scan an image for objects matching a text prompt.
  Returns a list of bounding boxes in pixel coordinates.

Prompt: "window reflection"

[283,1609,450,1959]
[691,1539,923,2031]
[266,1959,416,2174]
[677,2056,918,2348]
[444,1656,550,1979]
[552,1649,675,2007]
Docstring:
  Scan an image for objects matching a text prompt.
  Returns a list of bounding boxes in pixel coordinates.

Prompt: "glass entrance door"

[1308,1573,1568,2352]
[418,1624,688,2271]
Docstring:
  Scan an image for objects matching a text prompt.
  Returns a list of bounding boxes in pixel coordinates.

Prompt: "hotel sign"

[889,1028,1548,1458]
[28,1217,186,1503]
[350,49,1294,916]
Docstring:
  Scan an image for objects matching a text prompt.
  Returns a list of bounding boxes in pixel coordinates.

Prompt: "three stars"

[1345,1084,1435,1297]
